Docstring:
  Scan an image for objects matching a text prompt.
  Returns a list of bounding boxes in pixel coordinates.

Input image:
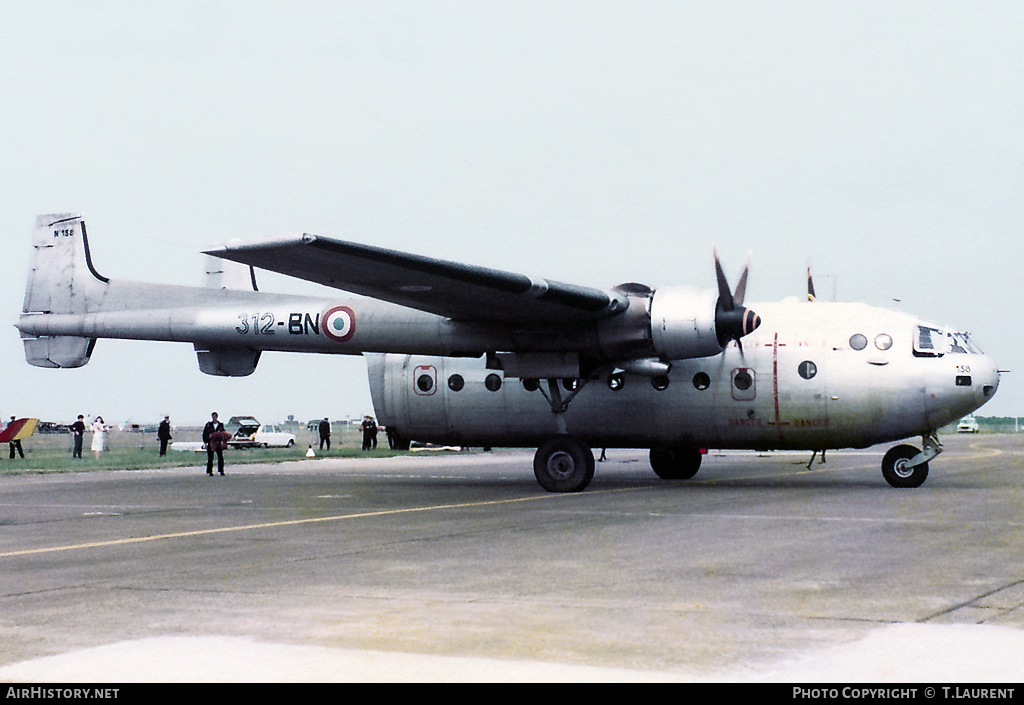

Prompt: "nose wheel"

[881,444,930,488]
[881,432,942,488]
[534,435,595,492]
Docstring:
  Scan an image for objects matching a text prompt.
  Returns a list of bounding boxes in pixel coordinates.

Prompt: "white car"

[228,418,297,448]
[957,416,980,433]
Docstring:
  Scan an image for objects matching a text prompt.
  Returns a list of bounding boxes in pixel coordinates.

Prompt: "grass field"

[0,425,406,475]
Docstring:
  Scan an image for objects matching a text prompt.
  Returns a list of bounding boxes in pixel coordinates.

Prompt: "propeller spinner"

[713,249,761,347]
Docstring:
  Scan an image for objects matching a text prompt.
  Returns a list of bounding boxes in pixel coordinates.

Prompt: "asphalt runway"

[1,433,1023,682]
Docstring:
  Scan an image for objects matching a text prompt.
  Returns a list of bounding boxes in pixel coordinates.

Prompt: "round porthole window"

[417,374,434,393]
[734,370,753,391]
[608,373,625,391]
[652,375,670,391]
[692,372,710,390]
[798,361,817,380]
[522,378,540,392]
[485,373,502,392]
[850,334,868,350]
[875,334,893,351]
[447,374,464,392]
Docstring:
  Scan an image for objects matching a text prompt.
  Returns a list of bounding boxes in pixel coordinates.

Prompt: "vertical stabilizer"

[23,213,109,315]
[20,213,107,367]
[204,254,259,291]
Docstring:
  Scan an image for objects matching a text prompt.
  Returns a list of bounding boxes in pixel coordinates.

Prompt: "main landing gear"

[533,435,595,492]
[533,436,705,492]
[649,447,703,480]
[533,378,598,492]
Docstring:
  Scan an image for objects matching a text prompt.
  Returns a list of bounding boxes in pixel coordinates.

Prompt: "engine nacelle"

[649,286,724,360]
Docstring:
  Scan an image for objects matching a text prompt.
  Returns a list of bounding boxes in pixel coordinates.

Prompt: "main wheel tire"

[534,435,595,492]
[882,444,929,488]
[649,447,702,480]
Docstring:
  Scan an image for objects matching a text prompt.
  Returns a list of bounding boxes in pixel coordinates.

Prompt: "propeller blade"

[712,248,761,347]
[733,252,751,306]
[713,247,735,312]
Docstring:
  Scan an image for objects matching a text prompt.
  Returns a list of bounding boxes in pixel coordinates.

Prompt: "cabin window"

[798,361,817,380]
[522,378,540,392]
[692,372,710,390]
[563,378,580,392]
[731,368,756,401]
[875,334,893,351]
[416,374,434,394]
[485,373,503,392]
[652,375,670,391]
[608,373,625,391]
[849,334,867,350]
[447,374,464,392]
[734,369,753,390]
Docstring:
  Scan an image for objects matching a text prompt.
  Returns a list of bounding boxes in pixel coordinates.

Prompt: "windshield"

[949,331,983,355]
[914,325,984,357]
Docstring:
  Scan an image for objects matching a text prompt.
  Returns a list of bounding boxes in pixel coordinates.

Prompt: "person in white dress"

[90,416,107,459]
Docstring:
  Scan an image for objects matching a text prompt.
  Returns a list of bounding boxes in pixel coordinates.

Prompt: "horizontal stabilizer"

[22,335,95,368]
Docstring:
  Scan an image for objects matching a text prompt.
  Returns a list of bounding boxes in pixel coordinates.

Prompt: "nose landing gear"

[881,431,942,488]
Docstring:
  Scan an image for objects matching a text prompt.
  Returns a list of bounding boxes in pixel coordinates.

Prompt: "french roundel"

[322,305,356,342]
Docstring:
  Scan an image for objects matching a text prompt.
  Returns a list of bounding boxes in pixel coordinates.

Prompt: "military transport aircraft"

[17,213,1000,492]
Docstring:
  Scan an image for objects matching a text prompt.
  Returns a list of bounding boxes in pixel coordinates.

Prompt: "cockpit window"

[949,331,983,355]
[914,325,945,357]
[914,326,984,357]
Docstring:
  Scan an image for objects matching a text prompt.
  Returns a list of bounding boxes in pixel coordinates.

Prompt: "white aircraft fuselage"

[366,300,997,453]
[16,213,1000,491]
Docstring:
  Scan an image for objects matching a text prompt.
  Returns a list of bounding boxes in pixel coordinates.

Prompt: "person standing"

[360,416,378,451]
[90,416,107,460]
[318,417,331,450]
[71,415,86,458]
[8,416,25,459]
[157,415,172,456]
[203,412,228,476]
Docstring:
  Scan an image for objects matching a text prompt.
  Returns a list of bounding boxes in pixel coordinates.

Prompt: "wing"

[205,234,628,323]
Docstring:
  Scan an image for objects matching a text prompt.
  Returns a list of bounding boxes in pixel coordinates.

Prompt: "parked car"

[227,417,296,448]
[957,415,980,433]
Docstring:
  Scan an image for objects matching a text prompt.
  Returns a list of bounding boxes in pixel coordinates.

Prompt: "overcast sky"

[2,1,1022,428]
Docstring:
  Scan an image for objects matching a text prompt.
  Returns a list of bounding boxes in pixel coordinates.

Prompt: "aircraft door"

[780,343,830,446]
[377,355,450,442]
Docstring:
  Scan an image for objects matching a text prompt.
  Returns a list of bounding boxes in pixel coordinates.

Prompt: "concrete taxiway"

[1,434,1022,682]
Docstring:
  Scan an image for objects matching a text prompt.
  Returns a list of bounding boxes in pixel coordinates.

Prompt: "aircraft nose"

[980,356,1001,401]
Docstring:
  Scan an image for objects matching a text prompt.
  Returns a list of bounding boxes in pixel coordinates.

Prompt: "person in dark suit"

[202,412,228,476]
[318,418,331,450]
[157,415,172,456]
[71,415,86,458]
[9,417,24,459]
